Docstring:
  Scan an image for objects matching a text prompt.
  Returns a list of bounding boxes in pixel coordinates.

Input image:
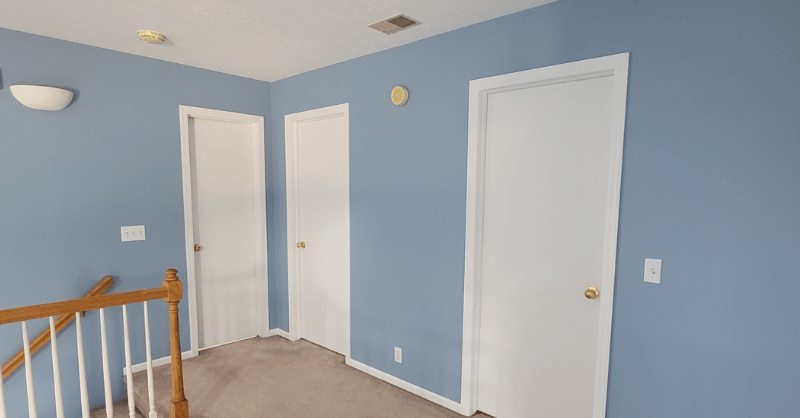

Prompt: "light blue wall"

[269,0,800,415]
[3,0,799,415]
[0,29,270,416]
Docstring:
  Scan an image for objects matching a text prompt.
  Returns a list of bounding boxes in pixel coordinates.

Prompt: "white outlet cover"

[121,225,146,242]
[394,347,402,364]
[644,258,662,284]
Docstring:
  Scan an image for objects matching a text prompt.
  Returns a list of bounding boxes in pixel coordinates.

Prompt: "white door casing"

[461,53,629,417]
[179,105,269,354]
[285,103,351,358]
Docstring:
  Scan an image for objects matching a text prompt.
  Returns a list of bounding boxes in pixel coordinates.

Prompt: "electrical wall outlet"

[394,346,402,364]
[121,225,146,242]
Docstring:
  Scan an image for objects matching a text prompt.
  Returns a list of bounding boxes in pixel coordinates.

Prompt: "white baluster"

[143,301,157,418]
[123,305,136,418]
[0,348,7,418]
[99,308,114,418]
[49,317,65,418]
[75,313,90,418]
[21,321,38,418]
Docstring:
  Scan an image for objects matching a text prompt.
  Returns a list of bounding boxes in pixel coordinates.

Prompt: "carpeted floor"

[90,399,144,417]
[124,336,489,418]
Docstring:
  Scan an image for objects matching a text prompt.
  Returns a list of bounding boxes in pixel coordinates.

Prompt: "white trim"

[267,328,291,339]
[460,53,630,417]
[284,103,351,359]
[125,350,196,375]
[199,335,260,352]
[345,358,468,416]
[178,105,270,356]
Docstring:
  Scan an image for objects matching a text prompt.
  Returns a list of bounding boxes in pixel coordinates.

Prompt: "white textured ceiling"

[0,0,557,82]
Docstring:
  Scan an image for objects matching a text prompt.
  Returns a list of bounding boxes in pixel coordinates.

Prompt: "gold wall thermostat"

[391,86,409,106]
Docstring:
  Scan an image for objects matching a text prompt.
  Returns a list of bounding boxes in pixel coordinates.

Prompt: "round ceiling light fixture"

[138,30,166,45]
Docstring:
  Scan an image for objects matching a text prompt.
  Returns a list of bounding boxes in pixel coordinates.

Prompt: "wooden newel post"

[163,269,190,418]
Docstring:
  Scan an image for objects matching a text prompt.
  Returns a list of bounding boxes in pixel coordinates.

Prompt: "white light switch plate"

[644,258,662,284]
[121,225,146,242]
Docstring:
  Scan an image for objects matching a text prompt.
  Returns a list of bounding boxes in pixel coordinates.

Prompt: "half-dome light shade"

[9,85,74,111]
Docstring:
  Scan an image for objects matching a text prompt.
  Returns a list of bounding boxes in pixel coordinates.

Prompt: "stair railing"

[2,276,115,381]
[0,269,189,418]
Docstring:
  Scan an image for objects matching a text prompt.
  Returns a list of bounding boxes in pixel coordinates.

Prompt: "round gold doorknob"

[584,286,599,299]
[297,241,306,249]
[194,244,201,252]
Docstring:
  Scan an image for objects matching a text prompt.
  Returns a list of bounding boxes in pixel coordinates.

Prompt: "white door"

[465,55,628,418]
[285,104,350,356]
[183,108,267,350]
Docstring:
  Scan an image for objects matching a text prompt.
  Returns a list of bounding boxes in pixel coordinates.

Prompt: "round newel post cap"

[165,268,179,281]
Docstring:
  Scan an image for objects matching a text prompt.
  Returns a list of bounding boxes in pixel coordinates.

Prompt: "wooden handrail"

[0,269,189,418]
[1,276,114,379]
[0,287,168,326]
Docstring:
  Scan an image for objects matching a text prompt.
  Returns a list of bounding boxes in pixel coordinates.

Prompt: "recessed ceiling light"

[138,30,166,45]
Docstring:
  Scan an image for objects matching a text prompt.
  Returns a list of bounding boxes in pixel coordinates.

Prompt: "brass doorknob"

[297,241,306,249]
[585,286,599,299]
[194,244,201,252]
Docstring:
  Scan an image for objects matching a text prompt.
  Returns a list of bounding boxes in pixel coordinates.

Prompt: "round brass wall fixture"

[138,30,166,45]
[391,86,409,106]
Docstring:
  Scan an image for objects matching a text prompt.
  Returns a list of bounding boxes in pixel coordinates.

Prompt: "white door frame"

[179,105,269,356]
[284,103,351,359]
[460,53,630,417]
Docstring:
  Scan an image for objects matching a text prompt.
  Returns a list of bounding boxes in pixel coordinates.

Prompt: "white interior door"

[466,55,628,418]
[286,104,350,357]
[187,114,265,349]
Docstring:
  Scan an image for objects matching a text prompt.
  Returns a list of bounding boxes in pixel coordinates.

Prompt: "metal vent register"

[369,14,421,34]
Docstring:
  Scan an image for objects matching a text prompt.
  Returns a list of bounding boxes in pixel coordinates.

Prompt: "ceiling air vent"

[369,14,421,35]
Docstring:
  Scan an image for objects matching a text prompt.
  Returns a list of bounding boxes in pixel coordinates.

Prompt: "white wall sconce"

[9,85,74,111]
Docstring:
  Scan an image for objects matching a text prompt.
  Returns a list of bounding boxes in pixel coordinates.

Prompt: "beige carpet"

[127,336,489,418]
[90,399,144,417]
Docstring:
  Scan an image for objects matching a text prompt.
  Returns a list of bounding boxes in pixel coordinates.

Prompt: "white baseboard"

[201,335,259,351]
[345,358,468,416]
[267,328,291,339]
[125,350,196,375]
